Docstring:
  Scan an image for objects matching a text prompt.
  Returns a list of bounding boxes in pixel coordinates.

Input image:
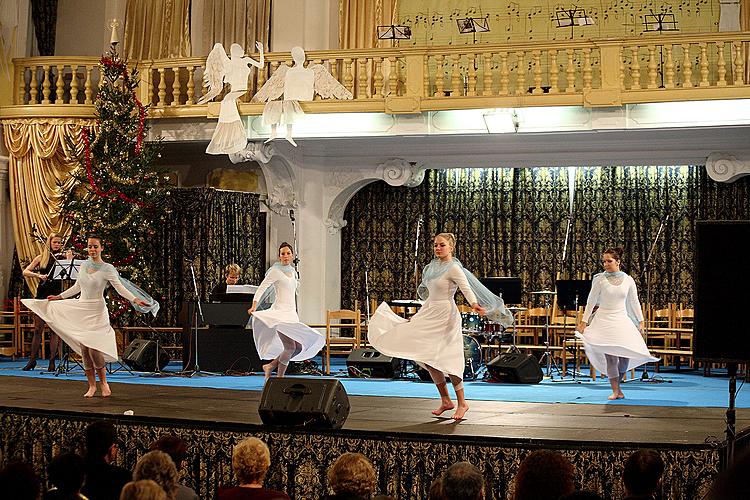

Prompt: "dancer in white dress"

[576,247,659,400]
[248,242,325,379]
[22,236,157,398]
[368,233,513,420]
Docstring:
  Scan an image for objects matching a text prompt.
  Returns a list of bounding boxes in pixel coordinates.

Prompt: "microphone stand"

[640,213,670,383]
[290,209,300,274]
[413,216,423,293]
[364,261,371,323]
[182,259,217,376]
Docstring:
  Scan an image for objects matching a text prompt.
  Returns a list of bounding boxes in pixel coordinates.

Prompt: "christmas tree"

[62,44,171,318]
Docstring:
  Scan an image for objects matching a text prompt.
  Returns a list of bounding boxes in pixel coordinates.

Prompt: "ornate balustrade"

[6,32,750,119]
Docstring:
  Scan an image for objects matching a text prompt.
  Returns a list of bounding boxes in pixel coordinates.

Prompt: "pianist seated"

[210,264,241,302]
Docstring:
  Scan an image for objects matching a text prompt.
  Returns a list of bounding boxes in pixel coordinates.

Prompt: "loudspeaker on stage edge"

[258,378,350,429]
[346,348,400,378]
[486,352,543,384]
[122,339,170,372]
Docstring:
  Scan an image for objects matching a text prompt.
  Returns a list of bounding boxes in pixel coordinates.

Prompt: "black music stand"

[556,279,592,381]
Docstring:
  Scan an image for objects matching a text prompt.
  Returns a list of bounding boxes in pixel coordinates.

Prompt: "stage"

[1,358,749,499]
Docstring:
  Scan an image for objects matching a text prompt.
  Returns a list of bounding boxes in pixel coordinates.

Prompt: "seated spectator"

[326,452,377,500]
[44,452,86,500]
[133,451,179,500]
[0,461,40,500]
[218,437,289,500]
[705,448,750,500]
[81,421,132,500]
[119,480,167,500]
[428,475,446,500]
[513,450,575,500]
[442,462,484,500]
[149,435,198,500]
[622,449,664,499]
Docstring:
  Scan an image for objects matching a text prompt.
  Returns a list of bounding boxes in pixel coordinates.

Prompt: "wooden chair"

[324,308,362,375]
[0,299,16,357]
[14,297,40,358]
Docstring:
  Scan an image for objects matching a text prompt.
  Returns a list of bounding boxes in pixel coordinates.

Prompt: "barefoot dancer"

[22,235,157,397]
[576,247,659,400]
[368,233,513,420]
[248,242,324,379]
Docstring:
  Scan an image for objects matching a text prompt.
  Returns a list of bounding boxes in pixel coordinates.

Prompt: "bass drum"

[412,334,483,382]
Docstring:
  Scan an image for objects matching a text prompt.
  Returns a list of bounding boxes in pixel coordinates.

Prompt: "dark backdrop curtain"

[31,0,58,56]
[342,166,750,311]
[152,188,265,325]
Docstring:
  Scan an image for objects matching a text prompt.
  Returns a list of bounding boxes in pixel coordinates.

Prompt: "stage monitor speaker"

[258,378,350,429]
[346,348,399,378]
[695,221,750,362]
[486,352,543,384]
[122,339,170,372]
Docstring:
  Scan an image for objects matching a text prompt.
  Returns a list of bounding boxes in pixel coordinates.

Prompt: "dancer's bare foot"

[101,383,112,398]
[84,387,96,398]
[432,402,455,416]
[617,392,625,399]
[262,363,273,380]
[607,393,618,400]
[452,403,469,420]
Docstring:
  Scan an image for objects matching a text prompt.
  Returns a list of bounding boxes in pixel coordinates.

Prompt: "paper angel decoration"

[253,46,353,147]
[199,42,264,155]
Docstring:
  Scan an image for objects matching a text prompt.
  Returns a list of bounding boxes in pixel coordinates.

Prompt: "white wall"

[55,0,109,56]
[271,0,339,52]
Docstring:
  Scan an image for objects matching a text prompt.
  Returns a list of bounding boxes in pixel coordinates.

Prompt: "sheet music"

[51,259,86,280]
[227,284,258,294]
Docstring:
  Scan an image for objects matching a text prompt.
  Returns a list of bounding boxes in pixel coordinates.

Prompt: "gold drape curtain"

[201,0,271,56]
[1,119,93,295]
[743,0,750,82]
[124,0,191,59]
[339,0,397,49]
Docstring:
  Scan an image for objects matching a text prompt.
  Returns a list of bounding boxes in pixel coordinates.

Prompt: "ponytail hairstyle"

[278,241,294,255]
[603,246,624,262]
[40,232,62,269]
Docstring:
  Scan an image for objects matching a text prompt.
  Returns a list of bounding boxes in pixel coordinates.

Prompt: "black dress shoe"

[47,361,56,372]
[22,360,37,371]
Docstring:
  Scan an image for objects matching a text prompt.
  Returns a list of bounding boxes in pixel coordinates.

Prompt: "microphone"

[289,209,295,222]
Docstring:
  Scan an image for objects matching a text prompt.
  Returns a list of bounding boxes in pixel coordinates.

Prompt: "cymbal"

[531,289,557,295]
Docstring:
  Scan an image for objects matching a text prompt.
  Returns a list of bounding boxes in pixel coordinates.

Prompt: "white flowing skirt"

[261,100,304,126]
[206,91,247,155]
[577,307,659,376]
[251,305,325,361]
[368,300,464,378]
[22,298,118,362]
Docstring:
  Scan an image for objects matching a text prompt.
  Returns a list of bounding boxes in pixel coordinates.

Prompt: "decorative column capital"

[706,152,750,183]
[228,142,276,164]
[377,158,426,187]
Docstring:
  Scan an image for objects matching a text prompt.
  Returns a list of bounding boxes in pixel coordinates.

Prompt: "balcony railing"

[7,32,750,118]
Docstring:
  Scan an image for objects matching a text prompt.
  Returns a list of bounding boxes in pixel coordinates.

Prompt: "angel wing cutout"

[311,65,353,100]
[198,43,230,104]
[252,65,289,103]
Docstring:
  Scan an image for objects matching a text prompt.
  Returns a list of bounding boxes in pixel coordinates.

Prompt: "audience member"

[326,452,377,500]
[217,437,289,500]
[442,462,484,500]
[149,435,198,500]
[512,450,575,500]
[0,461,41,500]
[133,451,179,500]
[428,474,446,500]
[622,449,664,499]
[44,452,86,500]
[119,480,167,500]
[705,448,750,500]
[81,421,132,500]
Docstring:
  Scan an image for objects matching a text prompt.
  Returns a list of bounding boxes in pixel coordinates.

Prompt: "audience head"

[513,450,575,500]
[705,448,750,500]
[232,437,271,485]
[85,420,120,462]
[622,449,664,498]
[48,452,86,496]
[429,474,446,500]
[327,452,377,498]
[149,434,189,468]
[0,461,40,500]
[442,461,484,500]
[133,451,179,500]
[119,479,167,500]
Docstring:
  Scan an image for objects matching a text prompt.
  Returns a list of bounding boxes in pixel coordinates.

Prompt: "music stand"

[377,25,411,41]
[457,17,490,44]
[643,11,679,88]
[555,7,594,39]
[555,279,591,381]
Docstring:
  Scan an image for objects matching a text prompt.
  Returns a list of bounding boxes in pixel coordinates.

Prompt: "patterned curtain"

[30,0,58,56]
[152,188,265,325]
[341,166,750,311]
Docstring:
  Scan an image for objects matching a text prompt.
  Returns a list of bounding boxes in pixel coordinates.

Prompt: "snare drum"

[461,312,481,332]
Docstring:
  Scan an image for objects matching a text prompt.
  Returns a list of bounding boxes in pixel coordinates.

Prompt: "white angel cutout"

[253,46,353,147]
[199,42,264,155]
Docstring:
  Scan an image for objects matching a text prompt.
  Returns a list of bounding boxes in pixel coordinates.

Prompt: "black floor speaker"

[122,339,170,372]
[346,348,399,378]
[258,378,350,429]
[486,352,543,384]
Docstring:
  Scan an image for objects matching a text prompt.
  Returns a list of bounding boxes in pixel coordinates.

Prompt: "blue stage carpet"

[1,356,747,408]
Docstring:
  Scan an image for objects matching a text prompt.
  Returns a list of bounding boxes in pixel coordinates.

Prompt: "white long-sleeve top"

[60,262,137,303]
[582,272,644,324]
[424,263,478,305]
[253,267,297,312]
